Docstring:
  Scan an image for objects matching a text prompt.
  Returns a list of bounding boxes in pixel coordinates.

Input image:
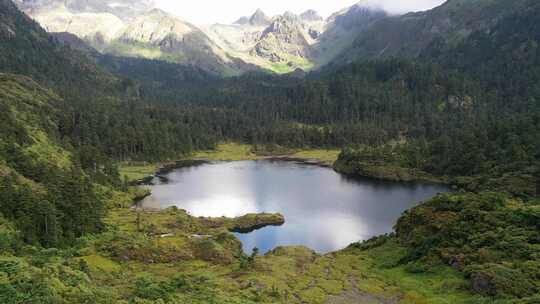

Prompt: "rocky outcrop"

[251,12,312,62]
[233,9,271,27]
[109,9,253,75]
[117,8,196,45]
[249,9,271,27]
[227,213,285,233]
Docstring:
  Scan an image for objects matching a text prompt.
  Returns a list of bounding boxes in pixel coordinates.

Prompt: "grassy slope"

[0,74,72,169]
[291,150,341,166]
[194,143,260,161]
[62,207,482,304]
[194,143,340,163]
[0,74,136,207]
[119,163,159,182]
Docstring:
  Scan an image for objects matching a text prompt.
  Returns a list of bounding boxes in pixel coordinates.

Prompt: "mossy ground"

[82,147,528,303]
[119,163,158,182]
[193,143,259,161]
[193,143,340,164]
[56,206,485,303]
[290,150,340,166]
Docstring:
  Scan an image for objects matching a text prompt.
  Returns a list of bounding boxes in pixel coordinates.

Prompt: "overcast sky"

[155,0,447,25]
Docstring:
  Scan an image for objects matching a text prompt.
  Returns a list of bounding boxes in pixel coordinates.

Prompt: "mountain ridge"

[15,0,395,74]
[333,0,534,65]
[20,1,516,76]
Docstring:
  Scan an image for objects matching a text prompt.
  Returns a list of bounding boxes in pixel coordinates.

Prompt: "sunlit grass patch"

[291,149,341,165]
[119,163,157,182]
[193,142,341,165]
[193,143,259,161]
[81,255,121,273]
[356,239,483,304]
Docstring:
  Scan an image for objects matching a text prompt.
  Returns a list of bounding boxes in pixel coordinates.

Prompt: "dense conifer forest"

[0,0,539,302]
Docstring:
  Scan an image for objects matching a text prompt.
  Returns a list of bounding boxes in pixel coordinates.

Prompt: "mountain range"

[13,0,391,75]
[15,0,538,79]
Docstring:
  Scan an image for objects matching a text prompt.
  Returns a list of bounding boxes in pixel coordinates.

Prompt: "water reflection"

[140,161,449,253]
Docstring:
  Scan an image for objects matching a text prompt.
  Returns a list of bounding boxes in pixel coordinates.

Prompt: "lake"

[139,160,449,254]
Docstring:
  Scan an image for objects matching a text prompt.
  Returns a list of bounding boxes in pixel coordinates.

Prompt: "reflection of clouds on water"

[236,212,369,254]
[141,160,450,254]
[307,213,370,251]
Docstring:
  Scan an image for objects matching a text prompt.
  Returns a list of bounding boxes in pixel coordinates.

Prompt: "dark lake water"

[140,160,449,254]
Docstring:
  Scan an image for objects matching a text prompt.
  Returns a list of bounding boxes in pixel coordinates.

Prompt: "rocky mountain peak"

[251,11,312,63]
[249,8,271,26]
[264,13,303,37]
[300,9,322,22]
[120,9,195,45]
[353,0,385,11]
[327,2,387,30]
[281,11,301,23]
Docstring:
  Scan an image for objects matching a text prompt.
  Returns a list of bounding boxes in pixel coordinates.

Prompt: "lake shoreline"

[134,160,450,254]
[131,155,336,188]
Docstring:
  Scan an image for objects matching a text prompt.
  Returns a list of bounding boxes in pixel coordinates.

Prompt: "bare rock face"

[118,8,196,45]
[111,9,252,75]
[251,12,312,62]
[31,7,125,44]
[191,4,387,72]
[233,9,271,27]
[249,9,271,27]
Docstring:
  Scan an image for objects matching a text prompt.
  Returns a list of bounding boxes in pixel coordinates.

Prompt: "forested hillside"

[0,0,219,247]
[336,0,535,64]
[0,0,226,161]
[0,0,539,302]
[0,73,107,246]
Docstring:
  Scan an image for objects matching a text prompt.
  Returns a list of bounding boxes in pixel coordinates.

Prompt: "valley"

[0,0,539,303]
